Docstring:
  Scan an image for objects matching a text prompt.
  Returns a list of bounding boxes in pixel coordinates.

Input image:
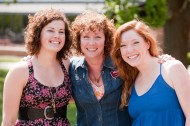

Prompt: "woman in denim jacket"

[69,12,132,126]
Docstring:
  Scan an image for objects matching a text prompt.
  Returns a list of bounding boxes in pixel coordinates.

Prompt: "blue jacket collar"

[74,56,115,70]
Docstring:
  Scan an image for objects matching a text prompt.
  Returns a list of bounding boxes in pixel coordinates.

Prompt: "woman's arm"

[1,61,28,126]
[166,60,190,126]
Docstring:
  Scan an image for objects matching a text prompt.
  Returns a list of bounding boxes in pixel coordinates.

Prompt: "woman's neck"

[137,57,158,77]
[86,55,105,85]
[33,53,58,68]
[86,55,105,72]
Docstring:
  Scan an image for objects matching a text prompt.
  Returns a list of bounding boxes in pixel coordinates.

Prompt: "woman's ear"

[146,41,150,50]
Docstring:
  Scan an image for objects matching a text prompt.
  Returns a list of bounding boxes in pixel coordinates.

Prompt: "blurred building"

[0,0,105,44]
[0,0,104,15]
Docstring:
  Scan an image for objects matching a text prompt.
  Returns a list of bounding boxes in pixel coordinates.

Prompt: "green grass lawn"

[0,55,21,62]
[0,69,7,123]
[0,67,76,125]
[67,102,77,126]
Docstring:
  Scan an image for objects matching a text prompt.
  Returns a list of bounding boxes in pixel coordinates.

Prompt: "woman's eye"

[47,30,53,32]
[95,36,101,39]
[134,41,139,44]
[59,31,65,34]
[83,36,89,39]
[120,44,125,48]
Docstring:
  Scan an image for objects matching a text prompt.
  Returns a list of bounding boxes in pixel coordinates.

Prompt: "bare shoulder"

[162,60,188,88]
[61,58,70,72]
[163,59,186,72]
[5,61,29,88]
[162,59,189,88]
[11,61,28,73]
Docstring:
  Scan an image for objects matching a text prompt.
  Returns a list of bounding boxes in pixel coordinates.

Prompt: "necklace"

[50,88,56,113]
[94,74,101,83]
[89,78,104,100]
[89,72,102,84]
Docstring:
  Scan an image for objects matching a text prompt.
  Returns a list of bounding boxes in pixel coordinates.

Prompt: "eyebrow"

[121,38,138,43]
[120,41,127,44]
[47,27,65,30]
[122,38,137,41]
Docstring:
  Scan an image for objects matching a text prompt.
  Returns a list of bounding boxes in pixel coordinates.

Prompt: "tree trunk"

[164,0,190,67]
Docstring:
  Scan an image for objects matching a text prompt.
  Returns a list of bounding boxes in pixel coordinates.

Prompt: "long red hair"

[111,20,161,108]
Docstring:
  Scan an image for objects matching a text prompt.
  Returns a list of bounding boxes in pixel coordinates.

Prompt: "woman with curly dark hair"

[2,8,72,126]
[69,11,132,126]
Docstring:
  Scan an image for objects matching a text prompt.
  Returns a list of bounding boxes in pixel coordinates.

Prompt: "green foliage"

[104,0,167,27]
[143,0,167,27]
[187,52,190,65]
[104,0,140,27]
[0,14,23,33]
[0,15,11,33]
[12,15,23,33]
[2,0,17,3]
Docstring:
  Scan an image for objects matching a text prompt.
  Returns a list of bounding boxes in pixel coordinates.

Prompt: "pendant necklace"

[90,72,102,84]
[94,74,101,83]
[50,88,56,113]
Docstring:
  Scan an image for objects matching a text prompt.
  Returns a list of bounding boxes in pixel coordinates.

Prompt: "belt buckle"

[44,106,54,120]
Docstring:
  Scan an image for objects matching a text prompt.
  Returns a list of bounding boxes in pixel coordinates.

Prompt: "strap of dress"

[160,63,162,74]
[60,61,72,84]
[60,61,69,77]
[26,58,35,82]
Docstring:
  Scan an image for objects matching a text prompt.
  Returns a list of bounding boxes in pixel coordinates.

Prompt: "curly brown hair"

[111,20,162,108]
[71,11,115,56]
[25,8,72,60]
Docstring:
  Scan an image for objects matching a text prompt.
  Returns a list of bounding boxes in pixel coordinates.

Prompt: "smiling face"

[40,20,65,54]
[120,29,150,67]
[80,28,105,59]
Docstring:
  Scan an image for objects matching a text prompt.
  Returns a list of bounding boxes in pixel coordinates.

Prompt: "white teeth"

[51,41,60,44]
[128,55,138,59]
[87,48,97,51]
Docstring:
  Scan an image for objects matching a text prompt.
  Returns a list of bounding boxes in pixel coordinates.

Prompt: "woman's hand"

[158,54,175,63]
[21,55,32,61]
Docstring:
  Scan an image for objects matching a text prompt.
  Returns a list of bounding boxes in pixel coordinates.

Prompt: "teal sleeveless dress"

[128,64,185,126]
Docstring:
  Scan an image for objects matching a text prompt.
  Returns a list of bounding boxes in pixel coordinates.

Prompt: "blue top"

[128,64,185,126]
[69,56,132,126]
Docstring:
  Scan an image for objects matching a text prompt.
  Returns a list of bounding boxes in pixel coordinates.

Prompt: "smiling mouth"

[50,41,60,44]
[128,54,139,59]
[87,48,97,51]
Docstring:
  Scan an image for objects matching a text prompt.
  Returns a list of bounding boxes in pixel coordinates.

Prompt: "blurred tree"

[164,0,190,66]
[104,0,190,66]
[104,0,167,27]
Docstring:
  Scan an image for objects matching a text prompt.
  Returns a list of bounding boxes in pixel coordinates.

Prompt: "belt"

[19,106,67,120]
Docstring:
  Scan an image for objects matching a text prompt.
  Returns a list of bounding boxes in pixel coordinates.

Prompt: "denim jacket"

[69,56,132,126]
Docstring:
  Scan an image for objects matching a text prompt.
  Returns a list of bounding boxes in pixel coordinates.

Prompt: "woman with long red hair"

[111,20,190,126]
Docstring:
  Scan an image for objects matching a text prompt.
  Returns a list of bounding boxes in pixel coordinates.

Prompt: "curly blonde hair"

[25,8,72,60]
[111,20,162,108]
[71,11,115,56]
